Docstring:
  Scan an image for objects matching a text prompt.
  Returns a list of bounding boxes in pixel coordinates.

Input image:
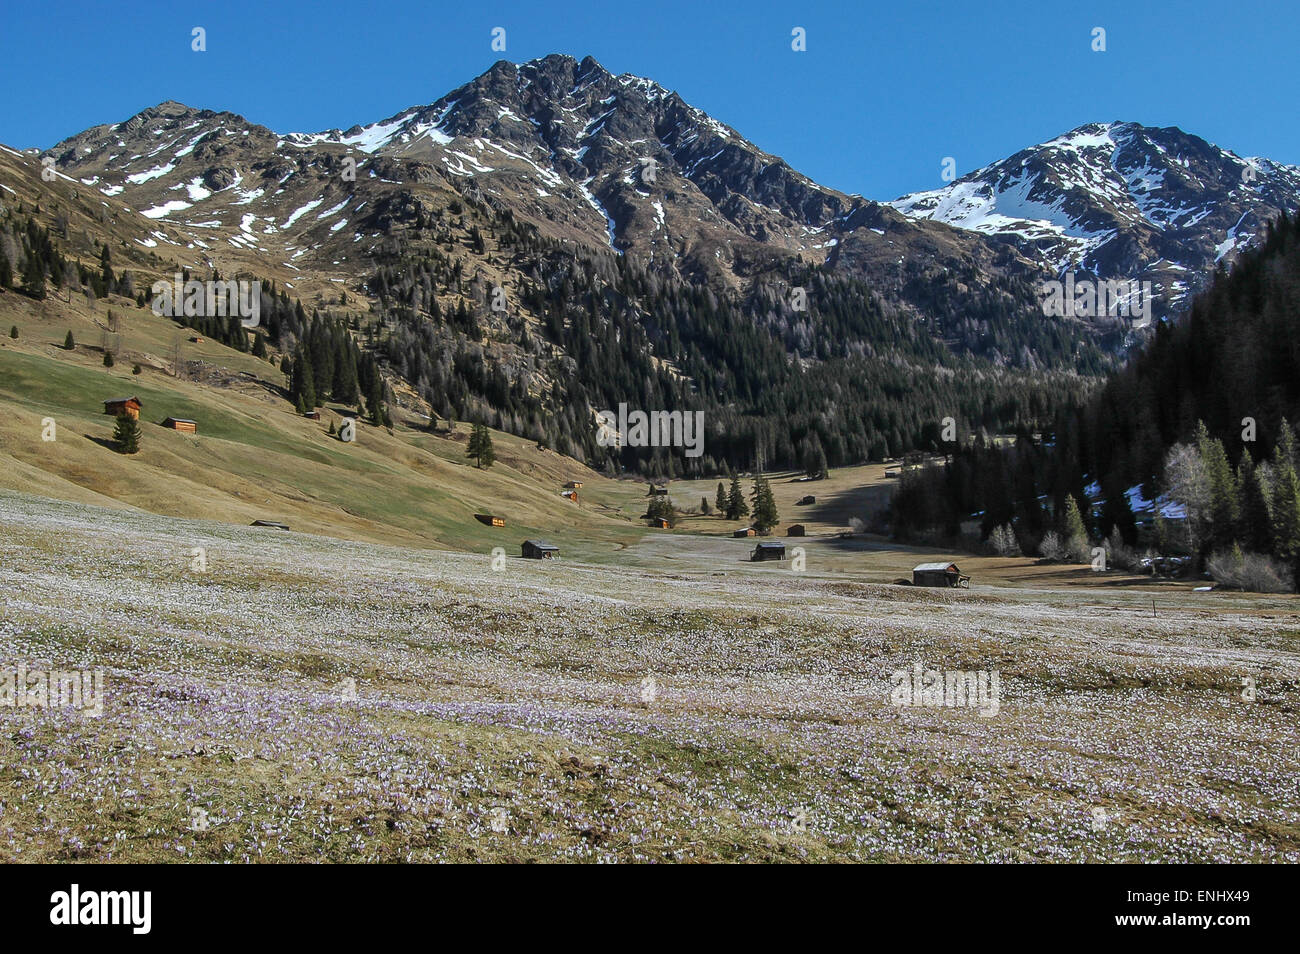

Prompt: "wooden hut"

[521,540,559,559]
[561,489,579,504]
[102,397,141,419]
[475,514,506,528]
[303,410,321,421]
[912,562,970,588]
[651,517,669,529]
[162,417,197,434]
[564,480,583,489]
[733,527,756,538]
[787,524,805,537]
[751,541,786,562]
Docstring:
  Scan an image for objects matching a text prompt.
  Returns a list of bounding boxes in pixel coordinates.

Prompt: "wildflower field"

[1,490,1297,862]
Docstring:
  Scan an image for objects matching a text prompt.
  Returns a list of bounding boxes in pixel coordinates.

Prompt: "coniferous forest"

[892,211,1300,589]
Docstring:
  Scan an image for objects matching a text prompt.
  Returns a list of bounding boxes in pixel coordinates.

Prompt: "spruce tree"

[467,423,495,468]
[1270,461,1300,588]
[1237,454,1273,554]
[1061,493,1088,559]
[715,481,727,516]
[727,472,748,520]
[367,377,384,426]
[63,330,74,350]
[751,474,780,532]
[25,256,46,300]
[292,347,317,409]
[1197,423,1238,552]
[113,413,140,454]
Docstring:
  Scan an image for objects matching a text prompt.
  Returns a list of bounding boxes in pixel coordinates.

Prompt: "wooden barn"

[521,540,559,559]
[796,495,815,506]
[251,520,290,530]
[751,541,786,562]
[561,489,579,504]
[303,410,321,421]
[787,524,805,536]
[564,480,583,489]
[162,417,197,434]
[651,517,669,529]
[733,527,756,538]
[474,514,505,528]
[912,562,970,588]
[102,396,141,419]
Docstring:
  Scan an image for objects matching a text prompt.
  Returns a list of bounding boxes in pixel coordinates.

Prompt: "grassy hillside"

[0,286,655,554]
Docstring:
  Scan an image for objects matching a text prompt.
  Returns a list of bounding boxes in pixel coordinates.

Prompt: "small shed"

[522,539,559,559]
[796,495,815,506]
[251,520,290,530]
[564,480,583,489]
[475,514,505,528]
[162,417,197,433]
[787,524,805,537]
[561,489,579,504]
[912,562,970,588]
[647,485,669,496]
[651,517,669,529]
[751,542,786,562]
[733,527,756,538]
[103,396,141,419]
[189,336,204,344]
[303,410,321,421]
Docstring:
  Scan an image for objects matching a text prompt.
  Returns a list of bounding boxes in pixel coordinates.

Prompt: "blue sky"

[2,0,1296,200]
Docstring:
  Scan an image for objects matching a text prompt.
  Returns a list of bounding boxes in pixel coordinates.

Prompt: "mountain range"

[4,53,1298,472]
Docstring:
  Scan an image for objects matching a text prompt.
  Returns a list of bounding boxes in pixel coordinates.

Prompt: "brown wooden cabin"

[103,396,141,419]
[189,336,204,343]
[475,514,506,528]
[303,410,321,421]
[162,417,197,434]
[522,539,559,559]
[751,542,786,562]
[733,527,756,538]
[912,562,970,588]
[251,520,290,530]
[787,524,805,536]
[561,489,579,503]
[651,517,669,529]
[564,480,583,489]
[647,485,669,496]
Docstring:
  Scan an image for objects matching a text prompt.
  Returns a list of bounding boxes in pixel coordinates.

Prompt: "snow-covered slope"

[890,122,1300,312]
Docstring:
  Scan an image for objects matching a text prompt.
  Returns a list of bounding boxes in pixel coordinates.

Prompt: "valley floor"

[1,489,1297,862]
